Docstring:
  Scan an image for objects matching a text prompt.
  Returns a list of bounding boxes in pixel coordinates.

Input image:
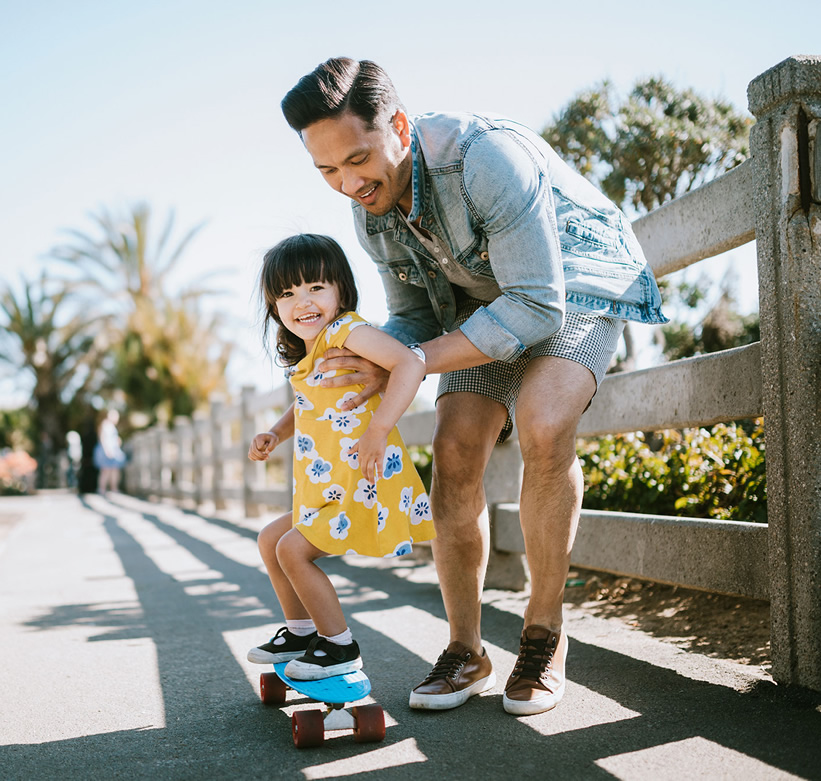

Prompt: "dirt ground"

[563,566,771,672]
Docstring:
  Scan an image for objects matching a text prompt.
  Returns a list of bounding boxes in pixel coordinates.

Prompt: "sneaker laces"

[421,648,472,683]
[512,634,556,681]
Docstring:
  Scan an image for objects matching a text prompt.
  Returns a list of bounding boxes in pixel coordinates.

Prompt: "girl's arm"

[342,326,426,481]
[248,402,296,461]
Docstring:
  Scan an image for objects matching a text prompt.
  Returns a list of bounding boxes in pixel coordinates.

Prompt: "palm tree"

[51,203,234,427]
[0,276,108,486]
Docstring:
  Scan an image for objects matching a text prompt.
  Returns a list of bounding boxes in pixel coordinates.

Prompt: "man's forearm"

[420,329,492,374]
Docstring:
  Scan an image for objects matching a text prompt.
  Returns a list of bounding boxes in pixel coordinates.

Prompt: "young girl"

[246,234,435,680]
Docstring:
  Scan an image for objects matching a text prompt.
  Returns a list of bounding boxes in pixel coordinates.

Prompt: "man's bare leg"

[515,356,595,630]
[430,392,508,649]
[408,392,507,709]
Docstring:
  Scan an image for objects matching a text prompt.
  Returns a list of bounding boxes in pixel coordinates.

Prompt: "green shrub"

[577,419,767,523]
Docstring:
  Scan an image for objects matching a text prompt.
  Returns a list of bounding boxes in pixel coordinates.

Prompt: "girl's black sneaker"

[283,636,363,680]
[247,627,318,664]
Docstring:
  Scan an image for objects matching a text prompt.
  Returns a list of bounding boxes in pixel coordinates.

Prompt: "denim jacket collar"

[364,123,427,236]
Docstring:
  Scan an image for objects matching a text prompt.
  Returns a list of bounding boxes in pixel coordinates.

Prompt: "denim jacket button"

[398,272,408,281]
[480,251,489,261]
[439,303,448,310]
[427,270,437,279]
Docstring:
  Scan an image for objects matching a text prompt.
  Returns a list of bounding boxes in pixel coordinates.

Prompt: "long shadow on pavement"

[4,496,820,780]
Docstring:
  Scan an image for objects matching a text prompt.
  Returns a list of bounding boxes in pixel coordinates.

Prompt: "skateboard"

[259,662,386,748]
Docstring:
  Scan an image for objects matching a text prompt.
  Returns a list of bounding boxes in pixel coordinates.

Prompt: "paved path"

[1,492,819,780]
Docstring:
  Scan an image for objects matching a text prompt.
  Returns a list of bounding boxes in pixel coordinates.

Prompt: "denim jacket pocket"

[561,214,640,268]
[459,235,493,277]
[381,258,426,288]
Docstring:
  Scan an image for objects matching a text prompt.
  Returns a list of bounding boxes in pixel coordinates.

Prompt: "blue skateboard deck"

[273,662,371,705]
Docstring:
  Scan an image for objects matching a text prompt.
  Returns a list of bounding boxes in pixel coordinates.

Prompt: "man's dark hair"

[282,57,403,134]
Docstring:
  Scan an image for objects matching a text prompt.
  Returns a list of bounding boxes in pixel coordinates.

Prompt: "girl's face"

[275,278,343,350]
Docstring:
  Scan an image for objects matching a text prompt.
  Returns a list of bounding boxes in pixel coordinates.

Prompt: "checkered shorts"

[437,298,625,443]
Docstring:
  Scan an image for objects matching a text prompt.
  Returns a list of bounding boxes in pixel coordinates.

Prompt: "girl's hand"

[348,428,386,484]
[249,432,279,461]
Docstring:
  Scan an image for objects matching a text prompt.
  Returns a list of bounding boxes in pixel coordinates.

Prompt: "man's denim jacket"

[353,112,667,362]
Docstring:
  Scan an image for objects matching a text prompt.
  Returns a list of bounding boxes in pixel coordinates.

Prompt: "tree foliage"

[543,77,752,215]
[0,276,108,484]
[51,203,234,428]
[578,421,767,523]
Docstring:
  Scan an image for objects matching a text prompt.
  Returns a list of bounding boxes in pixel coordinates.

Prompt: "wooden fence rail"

[125,56,821,692]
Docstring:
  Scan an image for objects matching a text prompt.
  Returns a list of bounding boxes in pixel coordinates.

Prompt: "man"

[279,58,666,715]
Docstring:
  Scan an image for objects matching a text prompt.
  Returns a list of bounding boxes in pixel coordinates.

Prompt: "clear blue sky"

[1,0,818,407]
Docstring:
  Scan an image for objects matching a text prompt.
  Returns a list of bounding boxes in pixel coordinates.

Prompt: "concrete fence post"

[174,417,189,505]
[748,55,821,691]
[241,386,263,518]
[191,411,207,508]
[151,427,164,498]
[209,396,227,511]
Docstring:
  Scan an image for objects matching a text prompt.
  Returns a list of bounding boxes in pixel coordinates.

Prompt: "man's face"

[301,110,413,217]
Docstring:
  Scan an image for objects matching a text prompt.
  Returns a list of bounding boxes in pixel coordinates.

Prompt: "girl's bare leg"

[276,528,347,637]
[258,513,311,620]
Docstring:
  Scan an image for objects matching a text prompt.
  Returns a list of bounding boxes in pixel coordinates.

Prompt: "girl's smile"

[276,280,343,351]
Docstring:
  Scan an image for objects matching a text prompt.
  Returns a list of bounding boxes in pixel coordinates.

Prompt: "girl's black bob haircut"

[259,233,359,366]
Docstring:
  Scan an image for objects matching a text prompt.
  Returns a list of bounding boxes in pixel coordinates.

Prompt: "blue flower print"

[329,511,351,540]
[353,478,378,509]
[307,457,332,484]
[386,540,412,558]
[376,503,388,532]
[399,487,414,515]
[411,493,432,524]
[294,430,317,461]
[323,484,346,504]
[382,445,403,479]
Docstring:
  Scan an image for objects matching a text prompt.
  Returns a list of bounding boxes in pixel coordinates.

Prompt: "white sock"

[286,619,316,637]
[321,628,353,646]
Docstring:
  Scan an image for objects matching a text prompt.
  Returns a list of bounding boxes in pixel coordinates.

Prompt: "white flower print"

[325,315,353,341]
[297,505,319,526]
[293,392,314,415]
[399,487,414,515]
[376,503,388,532]
[339,437,359,470]
[353,478,378,509]
[294,429,318,461]
[305,357,337,387]
[306,457,333,484]
[319,408,361,434]
[382,445,403,479]
[411,493,432,524]
[329,511,352,540]
[323,484,346,504]
[336,392,366,415]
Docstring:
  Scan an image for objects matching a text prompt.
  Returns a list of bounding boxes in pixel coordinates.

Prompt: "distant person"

[280,58,667,714]
[66,431,82,488]
[94,410,126,494]
[245,233,434,680]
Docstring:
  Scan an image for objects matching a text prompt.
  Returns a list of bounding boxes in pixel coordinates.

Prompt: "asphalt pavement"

[1,492,820,780]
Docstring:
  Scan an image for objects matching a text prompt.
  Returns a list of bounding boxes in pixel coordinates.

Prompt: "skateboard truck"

[261,663,386,748]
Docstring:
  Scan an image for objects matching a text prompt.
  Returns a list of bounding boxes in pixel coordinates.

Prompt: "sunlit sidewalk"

[1,492,818,780]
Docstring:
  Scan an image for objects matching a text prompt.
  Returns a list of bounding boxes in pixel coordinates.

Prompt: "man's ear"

[391,110,411,148]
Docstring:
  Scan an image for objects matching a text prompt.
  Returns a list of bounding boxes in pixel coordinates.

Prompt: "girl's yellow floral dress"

[289,312,435,557]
